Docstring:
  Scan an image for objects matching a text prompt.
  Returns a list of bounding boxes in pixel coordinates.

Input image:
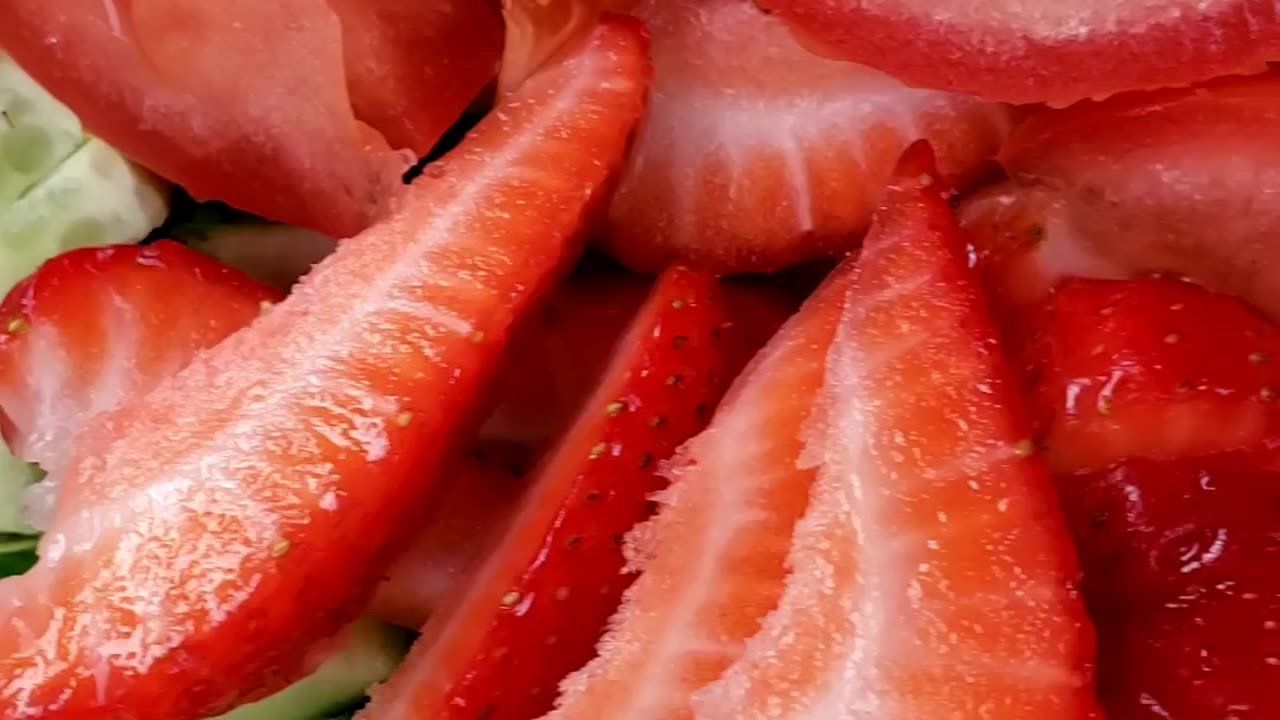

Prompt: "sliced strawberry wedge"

[0,0,406,237]
[984,73,1280,321]
[0,241,283,476]
[330,0,502,155]
[544,260,852,720]
[759,0,1280,105]
[360,266,735,720]
[369,273,795,631]
[1024,277,1280,475]
[0,19,650,720]
[696,144,1100,719]
[597,0,1011,274]
[1058,455,1280,719]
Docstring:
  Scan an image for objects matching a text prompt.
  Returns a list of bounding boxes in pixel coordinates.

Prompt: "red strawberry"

[0,241,284,477]
[544,257,854,720]
[1024,277,1280,475]
[0,19,650,720]
[696,144,1100,719]
[330,0,502,155]
[758,0,1280,105]
[359,266,737,720]
[597,0,1011,274]
[981,73,1280,322]
[1057,455,1280,719]
[369,272,795,631]
[369,439,534,631]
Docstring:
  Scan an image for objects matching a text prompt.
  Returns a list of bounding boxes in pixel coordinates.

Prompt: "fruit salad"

[0,2,1275,719]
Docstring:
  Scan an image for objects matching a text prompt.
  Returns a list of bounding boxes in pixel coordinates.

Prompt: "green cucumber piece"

[212,619,409,720]
[0,52,84,210]
[0,451,38,535]
[0,137,171,300]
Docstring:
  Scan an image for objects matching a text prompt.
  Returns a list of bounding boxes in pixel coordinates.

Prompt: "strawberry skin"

[546,258,853,720]
[0,19,650,720]
[360,266,736,720]
[598,0,1010,274]
[370,272,795,631]
[0,241,284,475]
[1025,277,1280,474]
[1058,455,1280,719]
[698,143,1100,719]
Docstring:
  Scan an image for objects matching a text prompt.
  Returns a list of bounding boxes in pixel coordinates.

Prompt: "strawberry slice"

[1058,455,1280,719]
[984,73,1280,321]
[1024,277,1280,475]
[758,0,1280,105]
[696,144,1100,719]
[360,266,736,720]
[0,0,406,237]
[330,0,502,155]
[369,273,796,631]
[544,259,853,720]
[597,0,1011,274]
[0,241,283,477]
[0,19,650,720]
[369,439,533,631]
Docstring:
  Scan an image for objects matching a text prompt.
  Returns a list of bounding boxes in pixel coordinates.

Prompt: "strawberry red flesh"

[369,272,796,631]
[0,19,650,720]
[995,73,1280,322]
[0,241,284,475]
[758,0,1280,105]
[1057,455,1280,719]
[1025,277,1280,474]
[597,0,1011,274]
[697,143,1100,719]
[546,258,853,720]
[360,266,736,720]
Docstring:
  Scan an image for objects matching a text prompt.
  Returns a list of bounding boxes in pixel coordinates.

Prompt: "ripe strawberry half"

[369,271,796,631]
[597,0,1011,274]
[0,241,283,476]
[759,0,1280,105]
[696,143,1100,719]
[546,258,853,720]
[971,73,1280,322]
[1023,277,1280,474]
[0,19,650,720]
[360,266,737,720]
[1058,455,1280,719]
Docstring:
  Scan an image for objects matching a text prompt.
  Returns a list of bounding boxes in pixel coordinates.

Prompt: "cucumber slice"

[0,137,171,298]
[0,451,37,535]
[0,52,84,210]
[212,619,409,720]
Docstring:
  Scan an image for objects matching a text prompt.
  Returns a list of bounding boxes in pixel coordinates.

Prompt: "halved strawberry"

[1058,455,1280,719]
[1024,277,1280,475]
[369,439,533,631]
[759,0,1280,105]
[368,272,796,631]
[331,0,502,155]
[544,259,852,720]
[988,73,1280,321]
[0,241,283,477]
[596,0,1011,274]
[0,19,650,720]
[360,266,736,720]
[696,144,1100,719]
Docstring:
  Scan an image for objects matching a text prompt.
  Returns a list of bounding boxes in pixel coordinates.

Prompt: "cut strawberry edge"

[545,259,853,720]
[759,0,1280,105]
[361,265,734,720]
[0,241,283,472]
[0,17,651,720]
[695,142,1101,719]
